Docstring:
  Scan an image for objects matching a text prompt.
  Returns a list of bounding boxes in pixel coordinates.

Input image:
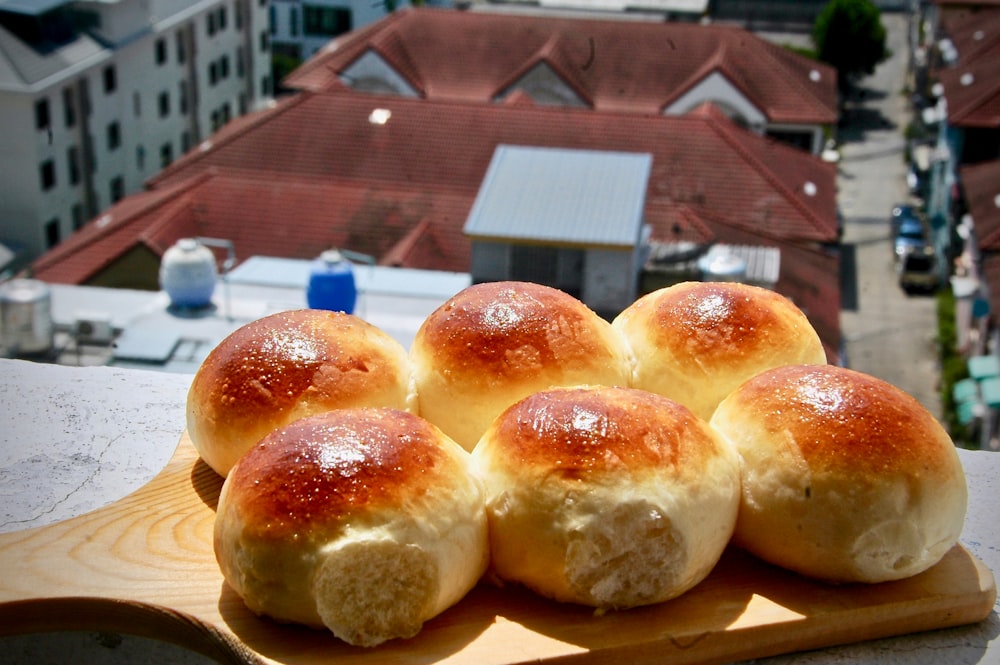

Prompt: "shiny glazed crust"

[410,281,631,451]
[612,281,828,420]
[214,408,489,646]
[710,364,968,583]
[186,309,416,476]
[472,385,740,608]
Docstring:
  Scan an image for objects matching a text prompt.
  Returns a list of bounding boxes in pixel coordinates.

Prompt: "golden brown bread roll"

[471,385,740,609]
[612,281,827,421]
[410,281,631,451]
[214,407,489,647]
[187,309,416,477]
[710,364,967,583]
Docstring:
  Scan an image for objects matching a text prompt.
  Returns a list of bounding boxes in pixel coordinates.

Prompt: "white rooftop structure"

[11,258,471,374]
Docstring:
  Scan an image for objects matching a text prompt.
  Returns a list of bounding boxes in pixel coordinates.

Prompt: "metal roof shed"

[464,145,652,317]
[463,145,652,248]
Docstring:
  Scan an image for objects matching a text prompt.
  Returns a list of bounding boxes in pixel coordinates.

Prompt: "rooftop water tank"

[307,250,357,314]
[698,246,747,282]
[0,278,53,356]
[160,238,218,308]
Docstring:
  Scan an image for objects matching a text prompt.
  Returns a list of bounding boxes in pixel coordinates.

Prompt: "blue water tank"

[307,250,357,314]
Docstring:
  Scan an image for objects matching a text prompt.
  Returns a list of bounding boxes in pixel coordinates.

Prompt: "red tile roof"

[286,7,838,124]
[961,158,1000,250]
[34,89,837,275]
[937,7,1000,128]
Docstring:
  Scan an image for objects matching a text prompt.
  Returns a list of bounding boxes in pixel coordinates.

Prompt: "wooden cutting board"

[0,432,994,665]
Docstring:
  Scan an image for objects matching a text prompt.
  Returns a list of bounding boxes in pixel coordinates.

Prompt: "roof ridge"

[752,39,837,120]
[661,44,726,110]
[491,32,593,107]
[701,109,835,240]
[29,174,208,275]
[366,21,426,96]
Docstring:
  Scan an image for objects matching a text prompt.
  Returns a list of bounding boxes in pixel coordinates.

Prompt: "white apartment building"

[0,0,273,272]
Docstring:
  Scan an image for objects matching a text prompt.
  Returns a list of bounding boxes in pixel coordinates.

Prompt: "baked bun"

[471,385,740,609]
[612,281,827,421]
[411,281,630,451]
[214,408,489,647]
[710,364,968,583]
[187,309,416,477]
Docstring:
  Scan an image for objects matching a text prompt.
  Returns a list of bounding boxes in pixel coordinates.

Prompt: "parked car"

[898,247,940,293]
[893,212,928,262]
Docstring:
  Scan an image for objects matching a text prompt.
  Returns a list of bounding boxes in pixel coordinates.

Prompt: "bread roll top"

[414,281,626,387]
[193,309,413,419]
[225,408,465,539]
[612,281,827,420]
[719,364,961,483]
[623,281,823,366]
[187,309,415,476]
[484,385,724,480]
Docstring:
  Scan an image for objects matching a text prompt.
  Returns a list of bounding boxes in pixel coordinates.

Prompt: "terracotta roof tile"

[937,7,1000,127]
[286,7,837,124]
[961,158,1000,250]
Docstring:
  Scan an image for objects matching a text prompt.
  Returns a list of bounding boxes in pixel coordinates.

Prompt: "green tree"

[812,0,889,94]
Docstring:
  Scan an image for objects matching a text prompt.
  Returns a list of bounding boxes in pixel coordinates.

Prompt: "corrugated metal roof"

[464,144,651,248]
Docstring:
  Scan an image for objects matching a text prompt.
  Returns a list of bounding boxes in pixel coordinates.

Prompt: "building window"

[179,81,188,115]
[45,218,60,249]
[303,7,351,37]
[208,61,218,86]
[260,29,269,53]
[211,109,220,133]
[63,87,76,128]
[262,74,272,97]
[35,98,50,130]
[291,7,299,36]
[68,146,80,185]
[158,91,170,117]
[221,102,231,125]
[176,29,186,64]
[218,6,227,31]
[269,5,276,34]
[137,144,145,170]
[107,121,121,150]
[207,11,216,36]
[235,1,244,30]
[181,131,192,153]
[109,176,124,203]
[40,159,56,191]
[155,37,167,65]
[72,203,86,230]
[239,93,247,115]
[160,142,173,168]
[103,65,116,94]
[220,55,230,79]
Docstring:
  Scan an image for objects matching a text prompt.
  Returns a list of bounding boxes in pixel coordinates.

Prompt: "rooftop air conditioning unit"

[73,315,115,345]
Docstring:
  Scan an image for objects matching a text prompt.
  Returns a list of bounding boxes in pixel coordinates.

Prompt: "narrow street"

[837,12,943,419]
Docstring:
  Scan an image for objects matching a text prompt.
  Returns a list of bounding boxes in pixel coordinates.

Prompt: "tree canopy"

[813,0,890,92]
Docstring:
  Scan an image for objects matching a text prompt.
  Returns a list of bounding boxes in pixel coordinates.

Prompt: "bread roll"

[187,309,416,477]
[214,407,489,647]
[410,281,631,451]
[471,385,740,609]
[710,364,967,583]
[612,281,827,421]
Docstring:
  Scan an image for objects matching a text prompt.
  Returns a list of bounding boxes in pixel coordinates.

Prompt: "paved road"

[836,12,943,420]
